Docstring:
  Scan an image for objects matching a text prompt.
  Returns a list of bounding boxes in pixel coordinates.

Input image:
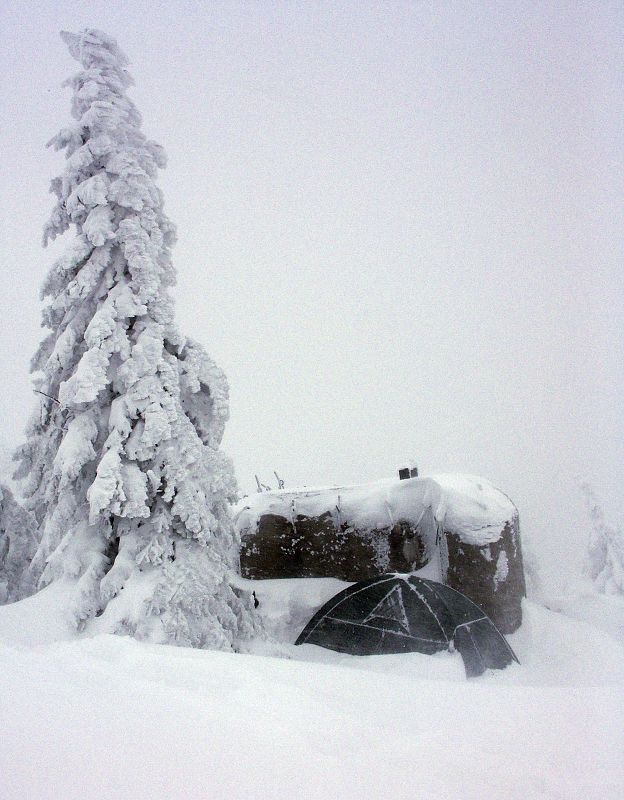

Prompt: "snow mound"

[0,592,623,799]
[1,577,624,799]
[0,580,76,647]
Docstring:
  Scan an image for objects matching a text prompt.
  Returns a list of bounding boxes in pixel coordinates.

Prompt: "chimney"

[398,461,418,480]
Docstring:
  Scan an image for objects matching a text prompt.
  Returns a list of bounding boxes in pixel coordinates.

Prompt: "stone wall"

[443,514,526,633]
[240,513,432,582]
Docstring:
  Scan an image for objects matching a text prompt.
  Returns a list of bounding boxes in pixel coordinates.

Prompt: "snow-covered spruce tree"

[14,29,260,648]
[0,484,37,604]
[581,483,624,595]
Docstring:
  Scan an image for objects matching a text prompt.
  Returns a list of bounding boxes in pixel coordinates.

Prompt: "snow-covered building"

[235,474,526,633]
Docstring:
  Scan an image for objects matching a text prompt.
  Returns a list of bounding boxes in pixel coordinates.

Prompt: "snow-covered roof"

[235,474,517,547]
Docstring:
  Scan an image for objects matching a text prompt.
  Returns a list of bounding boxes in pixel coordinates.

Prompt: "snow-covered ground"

[1,579,623,799]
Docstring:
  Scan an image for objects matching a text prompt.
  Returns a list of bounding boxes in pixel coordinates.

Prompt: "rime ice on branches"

[14,29,260,648]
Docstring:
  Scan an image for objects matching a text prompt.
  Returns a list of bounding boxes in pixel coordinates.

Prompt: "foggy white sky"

[0,1,622,581]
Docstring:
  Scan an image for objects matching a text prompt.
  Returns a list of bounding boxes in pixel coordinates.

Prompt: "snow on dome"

[236,473,516,548]
[429,474,517,546]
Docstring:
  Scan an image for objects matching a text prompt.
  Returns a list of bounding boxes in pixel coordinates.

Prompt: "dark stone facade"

[239,513,431,582]
[443,515,526,634]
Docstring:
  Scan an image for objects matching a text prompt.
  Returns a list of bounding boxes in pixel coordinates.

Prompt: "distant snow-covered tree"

[0,484,37,604]
[581,483,624,596]
[13,29,260,648]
